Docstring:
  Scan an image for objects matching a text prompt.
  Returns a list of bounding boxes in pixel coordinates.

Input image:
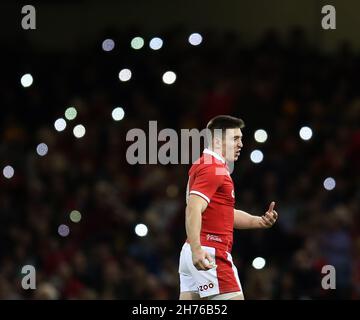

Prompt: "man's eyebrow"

[234,135,242,138]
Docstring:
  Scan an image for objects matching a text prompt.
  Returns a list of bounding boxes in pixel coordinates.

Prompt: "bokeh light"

[166,185,179,198]
[299,126,313,140]
[20,73,33,87]
[54,118,67,132]
[36,143,48,156]
[70,210,82,223]
[112,107,125,121]
[65,107,77,120]
[135,223,148,237]
[102,39,115,51]
[252,257,266,269]
[188,33,203,46]
[323,177,336,191]
[58,224,70,237]
[250,150,264,163]
[162,71,176,85]
[254,129,268,143]
[131,37,144,50]
[118,69,132,82]
[149,37,163,50]
[73,124,86,138]
[3,165,14,179]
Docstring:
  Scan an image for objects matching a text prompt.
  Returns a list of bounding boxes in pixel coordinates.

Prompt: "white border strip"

[189,190,210,203]
[203,148,225,164]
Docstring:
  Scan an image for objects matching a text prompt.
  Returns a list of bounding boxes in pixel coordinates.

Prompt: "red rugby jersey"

[186,148,235,252]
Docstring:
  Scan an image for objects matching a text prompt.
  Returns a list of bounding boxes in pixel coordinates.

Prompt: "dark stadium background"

[0,0,359,299]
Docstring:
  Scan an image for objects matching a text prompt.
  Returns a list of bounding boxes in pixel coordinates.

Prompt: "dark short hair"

[206,115,245,132]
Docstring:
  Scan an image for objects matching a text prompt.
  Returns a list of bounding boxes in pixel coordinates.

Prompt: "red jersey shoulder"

[189,154,226,177]
[187,156,228,203]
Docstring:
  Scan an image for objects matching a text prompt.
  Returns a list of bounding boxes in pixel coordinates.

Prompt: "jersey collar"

[203,148,226,164]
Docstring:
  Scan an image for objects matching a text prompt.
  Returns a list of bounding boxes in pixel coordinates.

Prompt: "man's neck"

[203,147,226,164]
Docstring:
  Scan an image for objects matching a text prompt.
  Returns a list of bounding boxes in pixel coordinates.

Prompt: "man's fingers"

[268,201,275,212]
[196,260,211,271]
[268,211,278,222]
[262,212,277,226]
[205,253,217,268]
[195,261,206,271]
[273,210,278,220]
[194,256,214,270]
[203,261,213,270]
[261,206,278,228]
[266,212,277,223]
[205,252,214,264]
[261,215,272,226]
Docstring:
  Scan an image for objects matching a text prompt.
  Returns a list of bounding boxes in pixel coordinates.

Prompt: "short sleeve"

[189,164,225,203]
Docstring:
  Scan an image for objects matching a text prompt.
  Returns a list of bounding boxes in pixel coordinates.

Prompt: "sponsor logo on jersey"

[198,283,214,291]
[206,234,223,243]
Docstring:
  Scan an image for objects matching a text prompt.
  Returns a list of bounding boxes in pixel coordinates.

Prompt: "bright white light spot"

[254,129,268,143]
[131,37,144,50]
[250,150,264,163]
[65,107,77,120]
[36,143,48,156]
[54,118,67,132]
[252,257,266,270]
[3,165,14,179]
[162,71,176,85]
[299,126,313,141]
[73,124,86,138]
[118,69,132,82]
[102,39,115,52]
[149,37,163,50]
[21,74,33,88]
[135,223,148,237]
[112,107,125,121]
[188,33,203,46]
[323,177,336,191]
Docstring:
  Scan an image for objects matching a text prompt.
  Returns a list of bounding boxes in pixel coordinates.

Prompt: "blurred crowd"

[0,26,359,299]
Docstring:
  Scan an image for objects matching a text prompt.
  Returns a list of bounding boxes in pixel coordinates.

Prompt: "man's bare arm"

[185,195,215,270]
[234,201,278,229]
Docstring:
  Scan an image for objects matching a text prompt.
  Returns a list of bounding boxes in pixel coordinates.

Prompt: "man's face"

[222,128,243,162]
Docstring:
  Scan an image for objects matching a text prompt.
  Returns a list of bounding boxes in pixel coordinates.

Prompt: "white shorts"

[178,243,243,298]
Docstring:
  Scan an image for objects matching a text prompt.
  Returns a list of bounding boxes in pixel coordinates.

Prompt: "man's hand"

[259,201,278,228]
[192,247,216,271]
